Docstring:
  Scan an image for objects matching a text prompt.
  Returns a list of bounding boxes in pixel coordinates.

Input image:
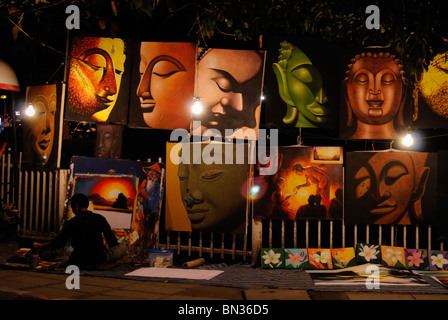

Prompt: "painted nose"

[220,93,243,112]
[315,88,328,104]
[183,190,204,208]
[136,65,152,98]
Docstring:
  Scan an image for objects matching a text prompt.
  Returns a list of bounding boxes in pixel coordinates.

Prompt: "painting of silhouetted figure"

[253,146,343,220]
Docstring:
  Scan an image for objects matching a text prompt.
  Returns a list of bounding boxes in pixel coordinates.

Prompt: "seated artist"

[34,193,127,269]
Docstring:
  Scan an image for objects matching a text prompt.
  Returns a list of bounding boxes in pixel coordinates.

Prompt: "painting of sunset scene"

[72,175,138,229]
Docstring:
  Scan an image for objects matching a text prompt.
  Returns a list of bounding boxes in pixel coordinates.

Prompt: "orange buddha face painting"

[343,52,407,139]
[136,42,195,130]
[66,37,126,122]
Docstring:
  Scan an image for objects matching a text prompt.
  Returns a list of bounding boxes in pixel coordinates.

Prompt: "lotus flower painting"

[331,247,356,269]
[381,246,406,269]
[261,248,284,269]
[356,243,382,264]
[404,249,428,270]
[284,249,308,269]
[428,250,448,271]
[308,248,333,269]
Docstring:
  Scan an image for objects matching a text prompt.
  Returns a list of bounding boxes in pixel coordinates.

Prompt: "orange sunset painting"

[72,175,138,229]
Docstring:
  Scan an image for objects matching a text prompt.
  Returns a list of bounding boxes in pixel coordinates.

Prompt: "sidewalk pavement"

[1,268,448,301]
[1,241,448,301]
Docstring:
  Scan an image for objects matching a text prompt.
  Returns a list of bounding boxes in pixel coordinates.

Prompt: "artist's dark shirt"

[50,210,118,266]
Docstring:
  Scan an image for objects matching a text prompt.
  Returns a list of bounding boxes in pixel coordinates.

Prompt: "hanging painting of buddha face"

[414,52,448,128]
[341,51,408,140]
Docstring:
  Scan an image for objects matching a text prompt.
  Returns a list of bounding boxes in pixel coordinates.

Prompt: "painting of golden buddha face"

[342,52,407,139]
[66,37,126,123]
[414,52,448,128]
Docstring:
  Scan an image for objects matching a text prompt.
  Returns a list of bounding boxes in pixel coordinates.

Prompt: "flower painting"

[356,243,381,264]
[284,249,308,269]
[381,246,406,269]
[261,248,284,268]
[308,248,333,269]
[331,247,356,269]
[404,249,428,270]
[428,250,448,271]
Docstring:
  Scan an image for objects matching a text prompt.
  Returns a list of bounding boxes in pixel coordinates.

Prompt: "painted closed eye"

[291,66,313,83]
[200,170,224,181]
[384,165,408,185]
[354,167,370,198]
[213,77,232,93]
[355,73,369,84]
[81,53,107,71]
[381,73,395,85]
[152,60,183,78]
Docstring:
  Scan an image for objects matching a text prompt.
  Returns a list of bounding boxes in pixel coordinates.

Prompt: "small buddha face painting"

[67,37,126,122]
[343,52,407,139]
[95,123,123,159]
[195,48,265,137]
[136,42,195,130]
[272,41,328,128]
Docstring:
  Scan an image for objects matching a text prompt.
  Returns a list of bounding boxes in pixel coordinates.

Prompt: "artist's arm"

[34,222,73,252]
[99,215,119,248]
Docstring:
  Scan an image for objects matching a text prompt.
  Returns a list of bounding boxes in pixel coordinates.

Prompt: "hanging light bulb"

[191,97,203,115]
[402,133,414,147]
[25,103,35,117]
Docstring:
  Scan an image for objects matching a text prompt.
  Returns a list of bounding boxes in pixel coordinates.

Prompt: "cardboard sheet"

[125,267,223,280]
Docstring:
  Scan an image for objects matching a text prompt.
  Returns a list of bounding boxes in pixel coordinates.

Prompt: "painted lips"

[140,99,156,113]
[186,208,209,223]
[38,139,50,150]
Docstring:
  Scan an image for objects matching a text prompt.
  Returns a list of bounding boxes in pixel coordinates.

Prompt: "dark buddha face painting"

[345,151,437,225]
[166,141,250,234]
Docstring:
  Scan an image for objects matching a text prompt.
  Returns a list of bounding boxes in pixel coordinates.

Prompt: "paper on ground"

[125,267,224,280]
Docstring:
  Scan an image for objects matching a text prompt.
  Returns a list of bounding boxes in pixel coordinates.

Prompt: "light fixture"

[402,133,414,147]
[25,103,35,117]
[192,97,203,115]
[260,94,265,101]
[250,185,260,197]
[0,59,20,92]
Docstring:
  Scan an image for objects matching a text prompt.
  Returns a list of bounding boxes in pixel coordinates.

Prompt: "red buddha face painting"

[66,37,126,122]
[343,52,407,139]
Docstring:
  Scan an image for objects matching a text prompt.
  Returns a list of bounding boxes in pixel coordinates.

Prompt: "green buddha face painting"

[272,41,328,127]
